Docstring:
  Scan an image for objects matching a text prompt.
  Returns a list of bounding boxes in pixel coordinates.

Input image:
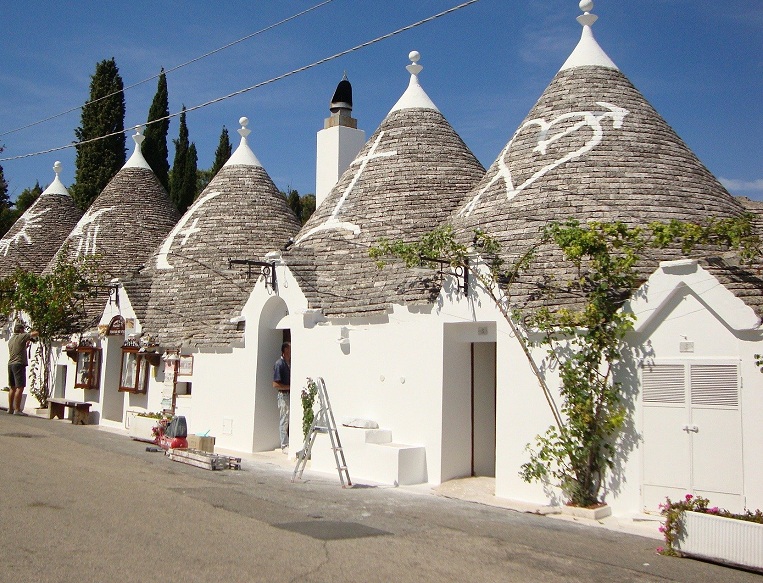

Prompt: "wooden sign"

[107,315,126,336]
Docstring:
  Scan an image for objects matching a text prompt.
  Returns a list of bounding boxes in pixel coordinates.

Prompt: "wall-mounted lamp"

[228,258,277,290]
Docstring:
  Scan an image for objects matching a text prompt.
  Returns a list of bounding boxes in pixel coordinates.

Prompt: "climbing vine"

[370,215,759,508]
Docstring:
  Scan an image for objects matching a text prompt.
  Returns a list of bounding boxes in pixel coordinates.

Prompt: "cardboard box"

[187,435,215,453]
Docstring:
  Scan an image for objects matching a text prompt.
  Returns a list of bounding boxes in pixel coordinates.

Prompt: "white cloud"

[719,177,763,193]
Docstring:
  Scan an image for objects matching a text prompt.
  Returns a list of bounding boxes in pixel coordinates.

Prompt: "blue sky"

[1,0,761,202]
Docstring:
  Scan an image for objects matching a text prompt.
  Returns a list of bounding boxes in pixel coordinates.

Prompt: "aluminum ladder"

[292,377,352,487]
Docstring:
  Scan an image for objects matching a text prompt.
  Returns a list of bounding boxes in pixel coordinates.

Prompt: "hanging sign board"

[178,355,194,376]
[106,315,126,336]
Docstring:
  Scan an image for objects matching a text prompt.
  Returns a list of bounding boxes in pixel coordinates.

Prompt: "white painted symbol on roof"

[295,131,397,244]
[71,206,115,257]
[179,219,201,246]
[459,102,629,217]
[0,206,51,256]
[156,190,222,270]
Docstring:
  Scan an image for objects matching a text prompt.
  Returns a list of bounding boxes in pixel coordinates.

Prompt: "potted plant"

[659,494,763,572]
[127,411,164,442]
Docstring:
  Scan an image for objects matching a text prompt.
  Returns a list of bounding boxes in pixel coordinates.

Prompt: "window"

[74,346,101,390]
[119,346,151,394]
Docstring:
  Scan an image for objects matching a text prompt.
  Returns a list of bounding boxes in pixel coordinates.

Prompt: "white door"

[641,362,744,513]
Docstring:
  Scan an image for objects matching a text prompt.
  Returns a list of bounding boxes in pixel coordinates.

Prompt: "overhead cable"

[0,0,479,163]
[0,0,336,139]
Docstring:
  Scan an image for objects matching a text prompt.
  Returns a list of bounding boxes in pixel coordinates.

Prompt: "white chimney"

[315,73,365,209]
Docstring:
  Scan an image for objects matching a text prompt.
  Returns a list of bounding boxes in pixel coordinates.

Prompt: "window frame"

[74,345,101,390]
[118,346,151,394]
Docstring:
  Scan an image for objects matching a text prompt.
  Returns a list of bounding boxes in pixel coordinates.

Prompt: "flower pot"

[126,412,158,443]
[676,511,763,572]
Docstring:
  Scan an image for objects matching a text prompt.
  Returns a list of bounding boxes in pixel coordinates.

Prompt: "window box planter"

[676,511,763,572]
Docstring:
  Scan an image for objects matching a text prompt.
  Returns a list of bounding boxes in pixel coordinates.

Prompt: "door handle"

[682,424,699,433]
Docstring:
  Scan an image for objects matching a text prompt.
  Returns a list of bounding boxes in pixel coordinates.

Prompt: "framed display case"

[119,343,151,394]
[74,344,101,390]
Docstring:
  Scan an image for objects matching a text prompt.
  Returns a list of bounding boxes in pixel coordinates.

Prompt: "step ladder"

[292,377,352,487]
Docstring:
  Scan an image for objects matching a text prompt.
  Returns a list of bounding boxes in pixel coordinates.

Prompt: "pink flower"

[658,526,666,533]
[708,507,719,514]
[685,494,693,501]
[656,547,664,553]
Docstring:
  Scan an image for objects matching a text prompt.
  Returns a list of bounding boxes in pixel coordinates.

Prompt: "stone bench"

[48,398,91,425]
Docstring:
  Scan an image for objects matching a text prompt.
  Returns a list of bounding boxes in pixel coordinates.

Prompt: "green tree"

[15,182,43,215]
[0,246,103,407]
[300,194,316,225]
[143,68,170,191]
[70,58,126,211]
[286,188,302,221]
[0,164,13,237]
[281,189,315,225]
[0,163,9,208]
[211,125,232,178]
[169,107,198,214]
[196,168,213,199]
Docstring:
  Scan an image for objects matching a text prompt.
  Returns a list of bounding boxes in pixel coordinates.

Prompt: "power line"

[0,0,336,139]
[0,0,479,164]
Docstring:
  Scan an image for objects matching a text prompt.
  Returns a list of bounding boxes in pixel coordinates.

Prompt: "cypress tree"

[71,58,126,211]
[186,143,199,208]
[0,164,9,208]
[286,189,302,221]
[300,194,316,224]
[0,164,13,237]
[169,107,197,214]
[143,69,170,191]
[211,126,232,178]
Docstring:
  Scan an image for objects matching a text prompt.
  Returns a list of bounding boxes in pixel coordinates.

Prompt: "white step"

[310,426,426,486]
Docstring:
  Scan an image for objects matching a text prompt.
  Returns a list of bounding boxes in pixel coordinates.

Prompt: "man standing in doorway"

[7,322,39,415]
[273,342,291,453]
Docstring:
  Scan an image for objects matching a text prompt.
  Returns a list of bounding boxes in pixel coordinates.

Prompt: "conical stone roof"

[134,118,302,348]
[0,162,82,277]
[46,128,181,328]
[285,52,485,317]
[453,4,750,314]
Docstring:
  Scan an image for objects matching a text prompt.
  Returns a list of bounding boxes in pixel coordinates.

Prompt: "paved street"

[1,412,759,583]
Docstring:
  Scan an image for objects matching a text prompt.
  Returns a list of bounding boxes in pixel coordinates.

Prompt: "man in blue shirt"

[272,342,291,453]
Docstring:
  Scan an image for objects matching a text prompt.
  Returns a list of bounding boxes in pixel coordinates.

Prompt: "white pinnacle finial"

[132,125,145,146]
[389,50,438,113]
[41,160,69,195]
[560,0,616,71]
[577,0,598,26]
[122,124,151,169]
[406,50,423,76]
[238,116,251,138]
[224,115,261,167]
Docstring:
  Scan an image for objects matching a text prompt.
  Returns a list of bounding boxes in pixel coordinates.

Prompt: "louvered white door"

[641,362,743,513]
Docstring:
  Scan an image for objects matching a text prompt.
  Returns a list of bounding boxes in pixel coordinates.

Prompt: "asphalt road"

[1,413,759,583]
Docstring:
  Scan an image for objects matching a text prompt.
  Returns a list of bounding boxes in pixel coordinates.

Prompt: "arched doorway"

[253,296,290,451]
